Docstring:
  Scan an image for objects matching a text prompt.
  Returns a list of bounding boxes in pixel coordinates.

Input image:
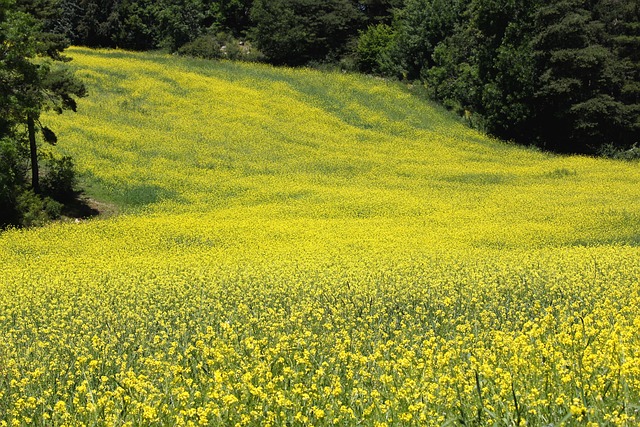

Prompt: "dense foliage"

[249,0,363,65]
[382,0,640,153]
[249,0,402,65]
[0,0,85,228]
[49,0,400,64]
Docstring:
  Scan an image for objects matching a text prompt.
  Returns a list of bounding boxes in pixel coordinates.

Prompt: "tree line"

[374,0,640,154]
[41,1,401,60]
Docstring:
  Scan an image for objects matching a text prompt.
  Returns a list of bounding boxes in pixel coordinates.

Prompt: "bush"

[15,190,62,228]
[1,143,81,229]
[355,24,396,75]
[218,33,263,62]
[177,34,225,59]
[178,33,263,62]
[599,143,640,161]
[41,154,78,202]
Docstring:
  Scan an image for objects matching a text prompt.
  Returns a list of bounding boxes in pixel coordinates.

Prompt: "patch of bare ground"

[60,194,118,223]
[85,198,118,217]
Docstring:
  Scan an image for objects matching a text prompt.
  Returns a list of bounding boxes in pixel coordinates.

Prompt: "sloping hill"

[1,48,639,425]
[44,48,640,249]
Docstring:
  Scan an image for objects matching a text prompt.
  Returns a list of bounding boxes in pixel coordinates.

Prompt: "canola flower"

[0,48,639,426]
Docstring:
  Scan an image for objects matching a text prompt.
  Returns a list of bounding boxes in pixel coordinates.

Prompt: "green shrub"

[43,196,63,219]
[355,24,396,75]
[15,190,46,227]
[599,143,640,161]
[41,154,78,202]
[15,190,62,228]
[177,34,225,59]
[178,33,263,62]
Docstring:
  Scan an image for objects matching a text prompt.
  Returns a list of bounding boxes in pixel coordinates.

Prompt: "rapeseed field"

[1,47,639,426]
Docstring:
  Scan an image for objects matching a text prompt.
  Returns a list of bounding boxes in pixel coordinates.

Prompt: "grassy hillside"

[1,47,639,425]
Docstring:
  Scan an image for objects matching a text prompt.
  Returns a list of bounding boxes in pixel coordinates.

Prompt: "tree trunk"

[27,115,40,194]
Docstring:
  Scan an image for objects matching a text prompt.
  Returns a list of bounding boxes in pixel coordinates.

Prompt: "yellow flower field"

[0,47,639,426]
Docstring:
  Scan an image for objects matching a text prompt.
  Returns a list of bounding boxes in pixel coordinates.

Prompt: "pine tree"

[596,0,640,148]
[0,1,85,197]
[532,0,632,152]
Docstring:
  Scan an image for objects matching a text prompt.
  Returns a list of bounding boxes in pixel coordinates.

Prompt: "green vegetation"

[0,0,86,228]
[382,0,640,154]
[29,0,638,153]
[0,0,638,423]
[1,47,640,425]
[249,0,363,65]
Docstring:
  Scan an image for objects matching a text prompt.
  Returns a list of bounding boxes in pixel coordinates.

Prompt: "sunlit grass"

[0,47,639,426]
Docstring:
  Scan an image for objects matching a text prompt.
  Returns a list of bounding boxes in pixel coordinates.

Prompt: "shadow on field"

[60,191,115,220]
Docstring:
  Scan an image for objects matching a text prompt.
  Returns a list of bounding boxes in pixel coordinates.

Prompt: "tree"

[470,0,538,142]
[62,0,119,47]
[595,0,640,149]
[250,0,364,65]
[152,0,221,51]
[392,0,469,80]
[355,23,396,74]
[51,0,242,51]
[219,0,253,36]
[5,5,86,193]
[0,0,85,227]
[531,0,633,152]
[387,0,637,153]
[423,24,482,116]
[357,0,403,25]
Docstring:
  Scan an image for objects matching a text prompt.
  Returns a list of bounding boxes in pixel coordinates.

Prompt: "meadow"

[0,47,639,426]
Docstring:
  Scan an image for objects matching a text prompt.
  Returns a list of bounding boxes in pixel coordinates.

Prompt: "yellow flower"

[53,401,66,414]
